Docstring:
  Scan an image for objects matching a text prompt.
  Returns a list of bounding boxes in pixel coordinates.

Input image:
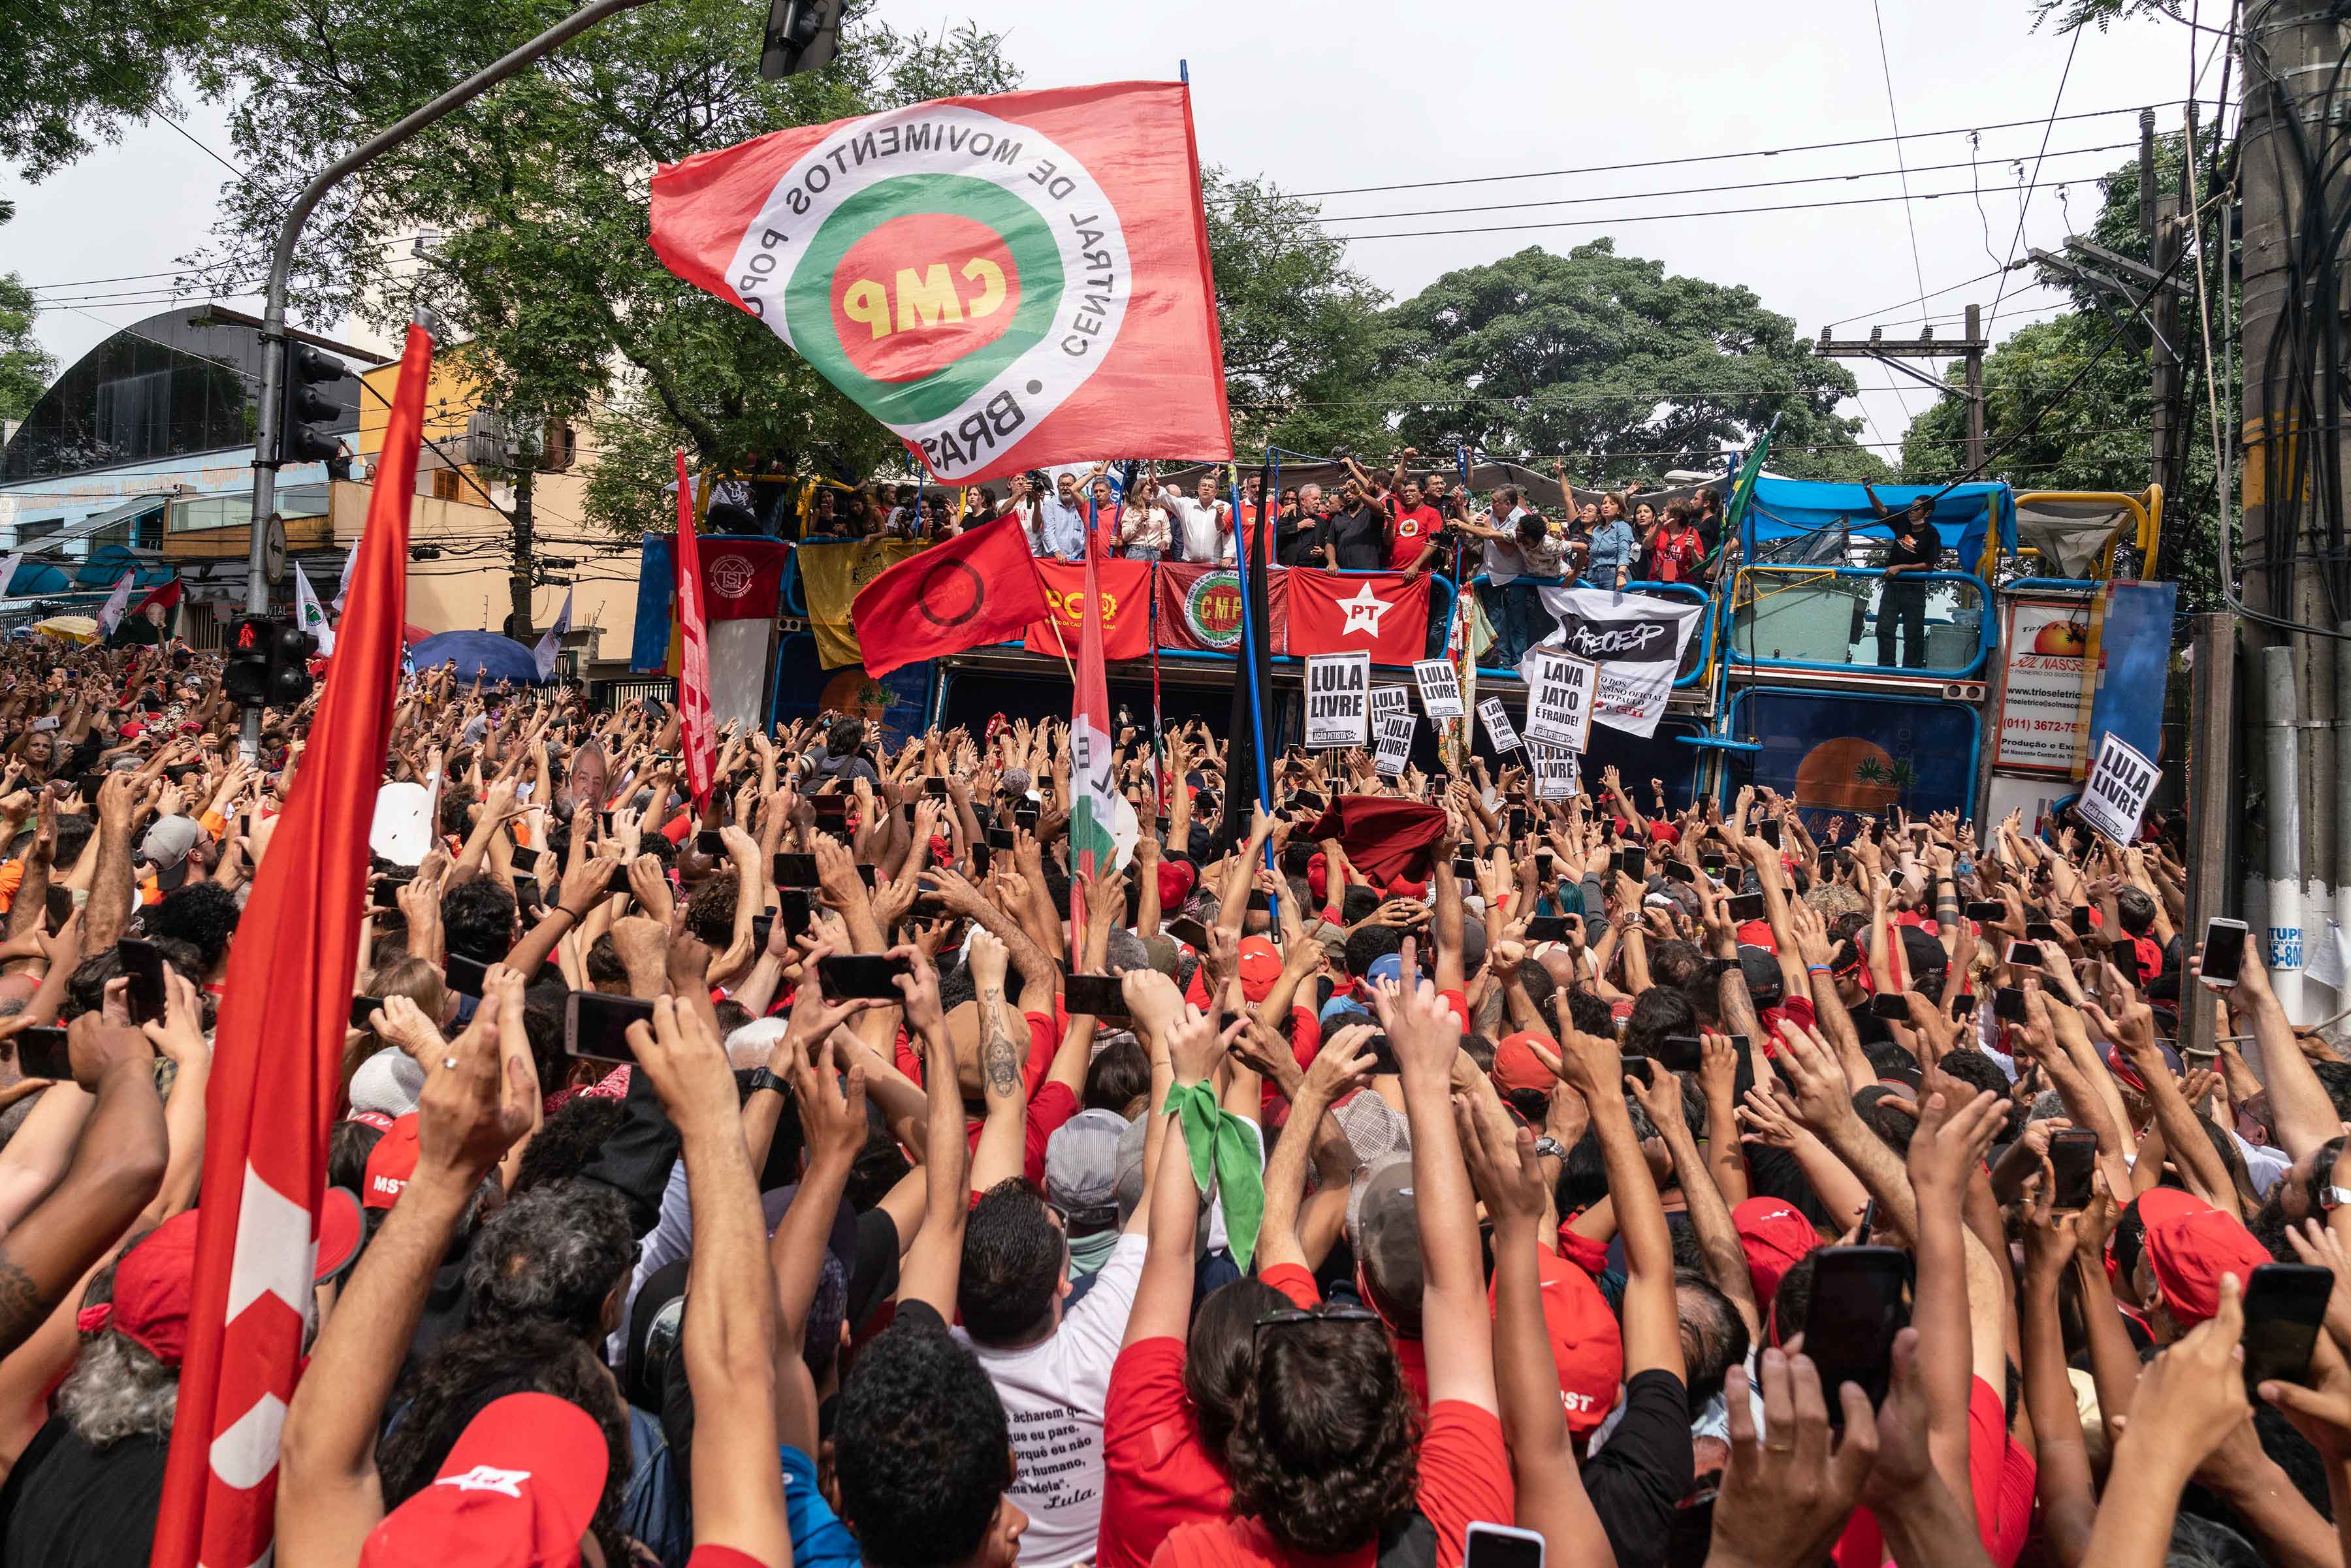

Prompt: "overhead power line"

[1326,178,2105,242]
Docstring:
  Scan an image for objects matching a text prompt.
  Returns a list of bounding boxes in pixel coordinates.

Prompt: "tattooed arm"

[0,1015,167,1361]
[968,931,1029,1194]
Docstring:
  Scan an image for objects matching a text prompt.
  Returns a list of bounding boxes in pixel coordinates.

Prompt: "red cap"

[2143,1208,2269,1328]
[1157,858,1196,913]
[345,1110,395,1133]
[82,1200,364,1366]
[1733,1197,1821,1309]
[364,1113,422,1210]
[1647,822,1680,846]
[1384,874,1425,899]
[1491,1248,1622,1432]
[1306,852,1328,905]
[2106,1187,2210,1290]
[1492,1032,1556,1095]
[120,721,145,739]
[1237,936,1283,1003]
[358,1393,611,1568]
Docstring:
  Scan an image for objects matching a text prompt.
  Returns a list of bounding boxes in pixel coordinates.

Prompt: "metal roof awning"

[12,492,172,556]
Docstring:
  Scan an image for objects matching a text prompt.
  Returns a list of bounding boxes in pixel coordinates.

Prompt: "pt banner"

[650,83,1233,483]
[1524,586,1704,739]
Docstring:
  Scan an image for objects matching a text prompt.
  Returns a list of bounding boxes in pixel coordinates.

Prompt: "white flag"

[293,566,335,657]
[332,532,359,612]
[0,554,25,600]
[534,587,573,682]
[95,571,137,637]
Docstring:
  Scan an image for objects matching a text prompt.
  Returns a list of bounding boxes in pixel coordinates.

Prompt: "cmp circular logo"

[725,106,1129,481]
[1183,570,1245,650]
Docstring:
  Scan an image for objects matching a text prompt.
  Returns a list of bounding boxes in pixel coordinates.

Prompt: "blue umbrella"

[408,630,547,684]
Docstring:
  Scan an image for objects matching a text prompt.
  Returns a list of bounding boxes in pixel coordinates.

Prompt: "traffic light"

[274,342,353,468]
[223,615,317,708]
[759,0,841,79]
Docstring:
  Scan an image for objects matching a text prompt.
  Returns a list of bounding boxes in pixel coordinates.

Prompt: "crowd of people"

[0,629,2320,1568]
[758,451,1752,591]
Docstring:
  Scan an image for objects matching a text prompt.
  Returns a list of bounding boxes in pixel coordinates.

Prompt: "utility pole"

[2139,108,2182,511]
[508,466,536,642]
[2239,0,2351,1021]
[1814,316,1989,473]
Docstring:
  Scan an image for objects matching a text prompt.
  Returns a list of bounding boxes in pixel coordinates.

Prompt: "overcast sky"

[2,0,2219,471]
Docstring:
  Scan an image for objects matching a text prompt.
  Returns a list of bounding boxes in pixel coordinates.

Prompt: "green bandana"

[1162,1081,1265,1271]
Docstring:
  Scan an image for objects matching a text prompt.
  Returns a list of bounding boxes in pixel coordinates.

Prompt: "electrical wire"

[1988,30,2083,330]
[1868,0,1934,332]
[1324,178,2111,242]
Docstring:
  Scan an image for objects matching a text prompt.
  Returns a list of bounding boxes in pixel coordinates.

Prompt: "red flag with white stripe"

[673,453,718,812]
[150,325,430,1568]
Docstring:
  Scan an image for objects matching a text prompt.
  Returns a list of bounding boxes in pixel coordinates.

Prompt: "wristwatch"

[2321,1185,2351,1213]
[745,1067,790,1100]
[1533,1136,1568,1161]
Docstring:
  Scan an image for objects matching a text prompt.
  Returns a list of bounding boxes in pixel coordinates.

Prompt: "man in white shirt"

[1159,474,1232,564]
[955,1177,1147,1567]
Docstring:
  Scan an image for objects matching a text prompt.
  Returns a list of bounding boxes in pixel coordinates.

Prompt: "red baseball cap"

[364,1113,422,1210]
[1490,1247,1622,1433]
[1157,858,1196,912]
[2143,1207,2269,1328]
[1237,936,1283,1003]
[1491,1032,1556,1095]
[2107,1187,2210,1291]
[1733,1197,1821,1310]
[358,1393,611,1568]
[80,1198,367,1367]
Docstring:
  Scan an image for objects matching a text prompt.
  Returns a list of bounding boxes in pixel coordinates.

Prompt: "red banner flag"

[152,325,432,1568]
[673,453,718,811]
[851,515,1049,679]
[697,538,793,620]
[1026,560,1152,661]
[648,82,1232,484]
[1155,561,1289,655]
[136,577,184,615]
[1285,569,1431,665]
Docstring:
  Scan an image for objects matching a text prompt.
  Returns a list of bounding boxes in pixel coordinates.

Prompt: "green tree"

[1200,170,1391,461]
[187,0,1017,542]
[0,0,224,178]
[1366,242,1885,488]
[0,200,57,425]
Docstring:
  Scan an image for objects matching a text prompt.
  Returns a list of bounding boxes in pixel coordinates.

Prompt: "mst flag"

[293,565,334,657]
[649,82,1232,483]
[697,538,793,620]
[852,514,1049,679]
[1287,569,1430,665]
[152,324,433,1568]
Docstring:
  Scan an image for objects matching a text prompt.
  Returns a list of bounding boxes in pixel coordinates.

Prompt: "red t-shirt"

[1097,1267,1322,1568]
[1386,500,1445,572]
[1832,1376,2022,1568]
[1149,1403,1512,1568]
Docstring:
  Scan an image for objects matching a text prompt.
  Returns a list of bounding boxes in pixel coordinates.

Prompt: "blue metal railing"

[1726,565,1994,680]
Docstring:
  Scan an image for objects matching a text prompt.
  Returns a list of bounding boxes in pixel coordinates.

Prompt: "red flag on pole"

[673,453,718,812]
[136,577,184,615]
[152,324,431,1568]
[849,514,1048,680]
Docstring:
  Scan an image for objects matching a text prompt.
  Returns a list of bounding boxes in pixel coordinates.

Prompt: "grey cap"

[1046,1109,1129,1233]
[348,1046,425,1118]
[141,814,202,889]
[1347,1156,1424,1334]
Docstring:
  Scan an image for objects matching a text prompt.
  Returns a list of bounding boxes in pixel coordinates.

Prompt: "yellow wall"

[355,351,486,458]
[324,476,643,664]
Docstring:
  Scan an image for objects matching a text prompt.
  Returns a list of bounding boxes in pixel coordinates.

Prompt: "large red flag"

[1285,569,1431,665]
[673,454,718,812]
[1155,561,1289,654]
[851,515,1048,679]
[152,325,431,1568]
[697,538,793,620]
[648,82,1232,484]
[1025,560,1152,661]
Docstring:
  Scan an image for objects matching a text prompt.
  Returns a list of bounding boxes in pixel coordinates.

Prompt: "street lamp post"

[241,0,657,751]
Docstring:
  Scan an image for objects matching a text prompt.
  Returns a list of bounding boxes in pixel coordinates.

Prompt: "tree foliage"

[1365,243,1885,488]
[185,0,1017,541]
[0,0,225,179]
[1200,170,1392,461]
[0,273,56,426]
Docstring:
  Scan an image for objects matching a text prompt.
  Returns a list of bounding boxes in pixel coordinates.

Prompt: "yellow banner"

[799,538,922,668]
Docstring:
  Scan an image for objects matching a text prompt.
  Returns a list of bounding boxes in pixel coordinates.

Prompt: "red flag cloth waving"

[697,538,793,620]
[136,577,184,615]
[851,515,1048,679]
[673,454,718,812]
[1155,561,1289,654]
[1307,795,1448,891]
[152,325,432,1568]
[648,82,1233,484]
[1286,569,1431,665]
[1026,560,1151,661]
